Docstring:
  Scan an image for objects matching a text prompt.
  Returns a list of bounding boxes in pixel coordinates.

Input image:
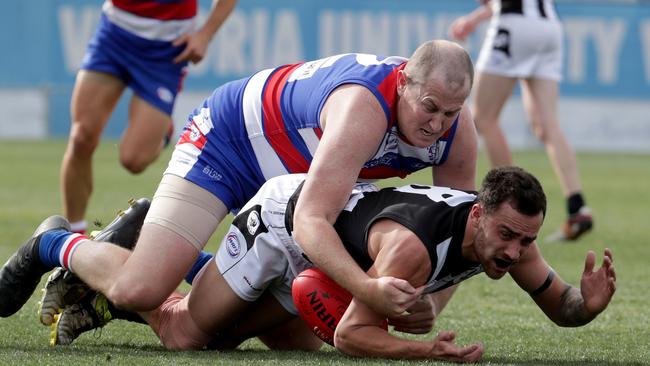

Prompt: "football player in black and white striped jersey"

[50,166,615,362]
[449,0,594,242]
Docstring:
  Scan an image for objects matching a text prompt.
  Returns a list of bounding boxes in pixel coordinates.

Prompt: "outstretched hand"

[173,31,211,64]
[429,331,483,363]
[367,276,423,317]
[580,248,616,316]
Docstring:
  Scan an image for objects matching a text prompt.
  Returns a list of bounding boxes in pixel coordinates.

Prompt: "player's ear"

[470,203,482,226]
[397,70,408,95]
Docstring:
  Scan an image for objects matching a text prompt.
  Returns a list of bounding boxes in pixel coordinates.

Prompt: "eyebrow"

[501,224,537,242]
[421,97,461,114]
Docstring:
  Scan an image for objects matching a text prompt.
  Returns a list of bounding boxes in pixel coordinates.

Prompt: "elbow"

[292,211,322,249]
[551,314,597,328]
[333,327,361,357]
[292,216,309,246]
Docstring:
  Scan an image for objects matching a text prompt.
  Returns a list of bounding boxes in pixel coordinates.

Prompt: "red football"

[292,268,388,346]
[292,268,352,346]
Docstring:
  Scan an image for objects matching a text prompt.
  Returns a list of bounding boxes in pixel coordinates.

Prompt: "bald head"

[404,40,474,94]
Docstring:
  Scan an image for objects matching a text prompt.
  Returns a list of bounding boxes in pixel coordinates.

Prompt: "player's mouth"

[493,258,514,271]
[420,128,434,137]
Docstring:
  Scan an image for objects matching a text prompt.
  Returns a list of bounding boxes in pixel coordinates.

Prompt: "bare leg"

[521,78,582,196]
[71,224,200,311]
[61,71,125,223]
[257,313,323,351]
[471,72,518,167]
[119,95,173,174]
[69,178,228,312]
[142,258,253,350]
[207,292,323,351]
[142,257,321,351]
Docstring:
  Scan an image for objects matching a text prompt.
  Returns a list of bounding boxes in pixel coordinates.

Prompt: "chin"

[485,268,509,280]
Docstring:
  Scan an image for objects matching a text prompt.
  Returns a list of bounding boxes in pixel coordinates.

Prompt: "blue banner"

[1,0,648,137]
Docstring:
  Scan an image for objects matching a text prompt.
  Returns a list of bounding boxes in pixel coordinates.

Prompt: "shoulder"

[451,106,479,158]
[321,84,388,131]
[368,219,431,287]
[456,106,478,142]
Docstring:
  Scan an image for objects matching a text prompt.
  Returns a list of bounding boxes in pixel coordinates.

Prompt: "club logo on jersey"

[247,210,260,235]
[226,233,241,257]
[427,144,440,162]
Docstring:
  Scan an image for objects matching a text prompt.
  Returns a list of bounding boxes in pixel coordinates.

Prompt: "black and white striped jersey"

[286,183,485,294]
[497,0,559,21]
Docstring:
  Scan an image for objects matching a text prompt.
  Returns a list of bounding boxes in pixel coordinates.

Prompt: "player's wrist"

[359,277,377,303]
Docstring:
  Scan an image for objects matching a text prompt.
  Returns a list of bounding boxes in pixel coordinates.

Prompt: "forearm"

[199,0,237,38]
[295,220,371,301]
[555,285,596,327]
[336,325,434,359]
[470,2,494,24]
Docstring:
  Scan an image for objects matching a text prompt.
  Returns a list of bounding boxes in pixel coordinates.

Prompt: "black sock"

[567,193,585,216]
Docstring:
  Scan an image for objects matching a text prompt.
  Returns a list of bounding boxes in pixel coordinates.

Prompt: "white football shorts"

[476,14,563,81]
[214,173,379,315]
[214,174,313,315]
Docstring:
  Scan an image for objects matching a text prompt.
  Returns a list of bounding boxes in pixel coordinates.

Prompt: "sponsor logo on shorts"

[243,275,262,292]
[226,233,240,257]
[157,86,174,104]
[247,211,260,235]
[202,165,223,181]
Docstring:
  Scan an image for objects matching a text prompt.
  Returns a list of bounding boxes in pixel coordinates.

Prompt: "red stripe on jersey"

[177,121,207,150]
[112,0,197,20]
[359,166,409,180]
[376,63,406,128]
[261,63,309,173]
[313,127,323,139]
[62,235,88,269]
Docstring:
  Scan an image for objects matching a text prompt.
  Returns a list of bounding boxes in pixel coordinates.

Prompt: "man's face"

[472,202,543,279]
[395,70,468,148]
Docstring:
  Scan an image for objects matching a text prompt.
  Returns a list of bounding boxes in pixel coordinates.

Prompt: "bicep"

[366,221,431,287]
[432,105,478,190]
[296,86,388,221]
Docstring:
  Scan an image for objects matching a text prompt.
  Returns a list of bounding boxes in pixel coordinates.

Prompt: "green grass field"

[0,140,648,365]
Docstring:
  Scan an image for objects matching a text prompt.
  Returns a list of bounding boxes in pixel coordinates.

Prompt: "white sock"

[69,220,88,233]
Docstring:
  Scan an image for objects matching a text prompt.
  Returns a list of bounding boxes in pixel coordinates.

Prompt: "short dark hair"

[477,166,547,218]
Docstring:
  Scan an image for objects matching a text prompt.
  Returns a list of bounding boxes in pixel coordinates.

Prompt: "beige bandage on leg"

[144,174,227,251]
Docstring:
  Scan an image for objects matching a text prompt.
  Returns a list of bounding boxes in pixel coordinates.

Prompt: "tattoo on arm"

[557,284,593,327]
